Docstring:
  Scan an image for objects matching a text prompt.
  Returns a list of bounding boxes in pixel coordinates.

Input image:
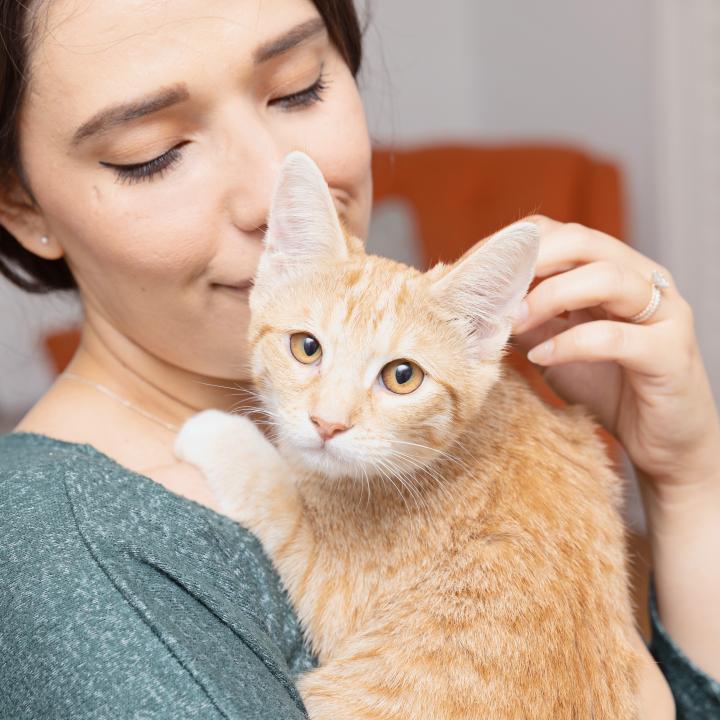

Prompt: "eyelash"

[102,71,330,185]
[270,71,329,111]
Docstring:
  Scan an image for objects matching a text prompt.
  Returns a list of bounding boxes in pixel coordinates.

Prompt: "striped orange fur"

[178,152,638,719]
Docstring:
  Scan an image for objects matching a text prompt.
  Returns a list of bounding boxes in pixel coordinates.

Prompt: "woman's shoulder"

[0,432,128,615]
[0,429,92,470]
[0,431,313,718]
[0,431,102,543]
[1,425,107,470]
[0,432,199,716]
[0,431,117,547]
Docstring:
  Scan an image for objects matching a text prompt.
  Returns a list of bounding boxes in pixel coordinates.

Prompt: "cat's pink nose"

[310,415,350,442]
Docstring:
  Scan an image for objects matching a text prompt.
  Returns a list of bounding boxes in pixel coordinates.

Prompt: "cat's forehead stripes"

[346,277,412,367]
[338,261,412,332]
[253,324,275,346]
[338,262,383,325]
[285,260,422,386]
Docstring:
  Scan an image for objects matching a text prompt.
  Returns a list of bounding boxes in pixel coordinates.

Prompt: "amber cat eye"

[290,333,322,364]
[381,360,424,395]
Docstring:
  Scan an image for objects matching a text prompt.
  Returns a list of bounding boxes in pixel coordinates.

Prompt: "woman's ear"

[0,175,63,260]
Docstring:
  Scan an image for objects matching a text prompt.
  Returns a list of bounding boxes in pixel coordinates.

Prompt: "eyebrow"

[71,17,327,147]
[253,17,326,64]
[71,84,190,146]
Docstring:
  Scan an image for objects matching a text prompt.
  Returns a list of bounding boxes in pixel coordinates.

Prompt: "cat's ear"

[430,221,539,356]
[260,152,348,279]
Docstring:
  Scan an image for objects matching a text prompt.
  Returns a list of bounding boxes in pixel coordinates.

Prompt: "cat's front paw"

[175,409,261,471]
[175,410,285,520]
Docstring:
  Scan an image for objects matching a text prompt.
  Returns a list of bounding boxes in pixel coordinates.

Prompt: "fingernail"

[527,339,554,364]
[511,301,529,327]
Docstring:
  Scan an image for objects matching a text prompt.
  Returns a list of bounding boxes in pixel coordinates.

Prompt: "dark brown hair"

[0,0,364,293]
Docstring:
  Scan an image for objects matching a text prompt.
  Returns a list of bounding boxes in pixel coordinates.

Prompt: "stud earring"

[39,236,49,245]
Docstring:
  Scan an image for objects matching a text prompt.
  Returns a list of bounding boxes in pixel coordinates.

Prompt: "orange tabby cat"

[176,152,638,719]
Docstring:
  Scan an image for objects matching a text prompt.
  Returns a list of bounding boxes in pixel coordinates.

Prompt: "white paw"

[174,410,261,470]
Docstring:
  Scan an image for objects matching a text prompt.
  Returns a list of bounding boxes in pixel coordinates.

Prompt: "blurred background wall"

[362,0,720,400]
[0,281,80,431]
[1,0,718,432]
[361,0,655,254]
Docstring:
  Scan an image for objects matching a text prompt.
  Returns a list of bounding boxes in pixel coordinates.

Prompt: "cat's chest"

[302,487,458,575]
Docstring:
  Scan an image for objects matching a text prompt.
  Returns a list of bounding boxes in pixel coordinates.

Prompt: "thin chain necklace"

[61,372,181,433]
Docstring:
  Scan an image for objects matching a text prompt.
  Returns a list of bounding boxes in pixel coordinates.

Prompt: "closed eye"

[99,70,328,185]
[269,69,329,110]
[100,141,190,185]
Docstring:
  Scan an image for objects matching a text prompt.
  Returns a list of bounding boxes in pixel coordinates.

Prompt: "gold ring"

[628,270,670,324]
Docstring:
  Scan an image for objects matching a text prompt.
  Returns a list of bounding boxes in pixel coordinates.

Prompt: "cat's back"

[443,366,627,574]
[469,366,622,507]
[302,370,638,720]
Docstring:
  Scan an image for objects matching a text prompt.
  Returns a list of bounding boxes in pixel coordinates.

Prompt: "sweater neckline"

[4,430,241,529]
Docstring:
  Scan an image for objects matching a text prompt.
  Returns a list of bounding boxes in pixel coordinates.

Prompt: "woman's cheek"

[80,171,220,286]
[289,63,372,239]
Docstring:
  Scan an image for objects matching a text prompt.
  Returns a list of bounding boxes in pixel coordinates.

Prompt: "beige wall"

[0,281,80,424]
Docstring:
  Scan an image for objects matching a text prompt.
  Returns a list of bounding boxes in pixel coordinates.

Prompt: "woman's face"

[19,0,372,380]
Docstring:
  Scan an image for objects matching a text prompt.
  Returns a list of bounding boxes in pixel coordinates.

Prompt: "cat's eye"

[290,333,322,364]
[381,360,424,395]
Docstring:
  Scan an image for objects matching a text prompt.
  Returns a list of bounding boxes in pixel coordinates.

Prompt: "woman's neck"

[65,315,254,431]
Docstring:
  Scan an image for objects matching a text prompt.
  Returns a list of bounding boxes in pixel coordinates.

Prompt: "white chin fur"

[282,437,432,484]
[289,443,366,481]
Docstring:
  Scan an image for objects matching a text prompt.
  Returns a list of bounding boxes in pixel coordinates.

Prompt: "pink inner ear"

[264,152,348,264]
[430,222,539,350]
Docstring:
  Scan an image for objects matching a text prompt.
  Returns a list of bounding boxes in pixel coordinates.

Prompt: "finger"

[525,319,666,375]
[513,261,671,334]
[534,222,635,275]
[522,214,564,235]
[531,221,671,289]
[460,214,561,262]
[511,316,569,354]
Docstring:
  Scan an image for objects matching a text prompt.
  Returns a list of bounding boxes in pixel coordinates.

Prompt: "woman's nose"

[219,113,286,234]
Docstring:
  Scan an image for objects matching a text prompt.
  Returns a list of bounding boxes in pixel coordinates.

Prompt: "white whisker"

[375,457,426,515]
[388,439,476,472]
[372,460,412,515]
[193,380,245,392]
[387,449,455,506]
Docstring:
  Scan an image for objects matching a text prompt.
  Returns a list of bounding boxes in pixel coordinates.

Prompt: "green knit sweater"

[1,432,718,719]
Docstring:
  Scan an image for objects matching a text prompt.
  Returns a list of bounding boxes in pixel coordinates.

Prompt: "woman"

[0,0,717,717]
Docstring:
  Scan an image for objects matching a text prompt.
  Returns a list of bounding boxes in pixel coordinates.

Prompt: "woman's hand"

[510,215,720,678]
[511,216,720,494]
